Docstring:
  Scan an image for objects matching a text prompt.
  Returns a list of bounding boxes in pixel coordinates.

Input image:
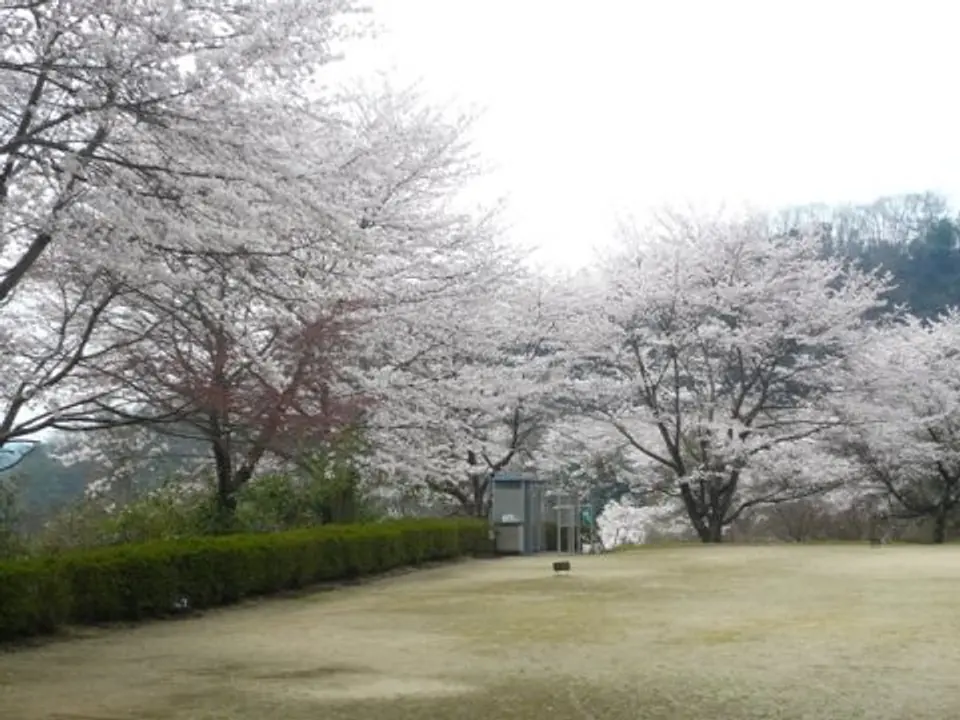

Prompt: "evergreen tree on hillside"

[785,193,960,319]
[904,218,960,317]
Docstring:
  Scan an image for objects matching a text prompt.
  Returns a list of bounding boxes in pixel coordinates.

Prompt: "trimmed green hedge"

[0,518,485,642]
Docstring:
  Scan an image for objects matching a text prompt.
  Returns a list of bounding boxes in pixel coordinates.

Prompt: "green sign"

[581,507,593,527]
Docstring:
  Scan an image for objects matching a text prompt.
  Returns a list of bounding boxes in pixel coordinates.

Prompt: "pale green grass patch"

[3,545,960,719]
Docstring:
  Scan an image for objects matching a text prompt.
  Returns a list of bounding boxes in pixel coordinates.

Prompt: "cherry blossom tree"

[0,253,153,445]
[60,79,517,521]
[596,497,690,549]
[47,253,364,518]
[5,2,547,513]
[0,0,365,299]
[365,273,564,516]
[93,286,361,520]
[562,210,890,542]
[538,413,636,505]
[0,0,379,457]
[833,312,960,543]
[61,422,208,509]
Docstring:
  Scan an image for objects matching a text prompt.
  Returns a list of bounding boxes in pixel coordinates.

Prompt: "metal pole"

[556,500,561,555]
[575,496,581,554]
[587,489,594,553]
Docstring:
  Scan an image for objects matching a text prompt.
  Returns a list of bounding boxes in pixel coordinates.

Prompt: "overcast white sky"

[344,0,959,268]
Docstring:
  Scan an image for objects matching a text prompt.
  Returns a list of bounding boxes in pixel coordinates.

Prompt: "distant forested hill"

[784,192,960,318]
[7,429,209,518]
[13,445,92,513]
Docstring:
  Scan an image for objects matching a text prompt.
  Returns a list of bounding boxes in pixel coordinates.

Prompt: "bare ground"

[3,545,960,719]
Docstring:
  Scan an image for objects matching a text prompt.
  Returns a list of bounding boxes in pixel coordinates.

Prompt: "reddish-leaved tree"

[89,259,366,519]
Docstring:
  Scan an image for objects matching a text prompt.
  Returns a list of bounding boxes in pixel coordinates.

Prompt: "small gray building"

[489,471,545,555]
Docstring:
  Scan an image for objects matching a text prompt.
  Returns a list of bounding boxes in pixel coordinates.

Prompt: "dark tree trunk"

[213,493,238,534]
[467,473,490,518]
[933,505,948,544]
[690,515,725,543]
[211,439,240,534]
[212,442,232,493]
[706,515,724,543]
[679,482,710,542]
[679,478,729,543]
[689,521,724,543]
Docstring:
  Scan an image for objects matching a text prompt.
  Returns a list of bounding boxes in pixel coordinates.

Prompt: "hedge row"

[0,518,486,643]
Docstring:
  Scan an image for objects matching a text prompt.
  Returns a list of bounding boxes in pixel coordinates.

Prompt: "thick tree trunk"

[211,440,240,534]
[679,479,728,543]
[689,522,724,543]
[706,515,724,543]
[679,482,710,542]
[933,506,948,544]
[691,517,725,543]
[213,493,238,534]
[464,497,491,518]
[467,474,490,518]
[212,445,232,499]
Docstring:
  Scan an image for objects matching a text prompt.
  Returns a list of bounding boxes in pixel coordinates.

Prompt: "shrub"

[0,558,70,638]
[0,518,485,643]
[31,454,381,552]
[32,499,116,551]
[0,476,27,559]
[104,483,222,544]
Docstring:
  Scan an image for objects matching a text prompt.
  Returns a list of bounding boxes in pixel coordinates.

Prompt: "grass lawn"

[3,545,960,719]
